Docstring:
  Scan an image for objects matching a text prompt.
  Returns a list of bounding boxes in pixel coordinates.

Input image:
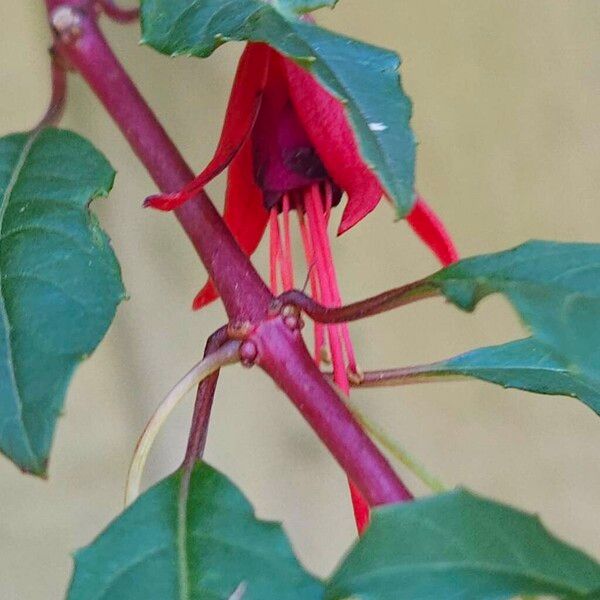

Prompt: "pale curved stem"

[326,379,445,493]
[348,405,446,493]
[125,340,241,506]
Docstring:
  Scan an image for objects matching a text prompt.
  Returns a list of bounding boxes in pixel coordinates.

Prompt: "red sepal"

[283,58,382,235]
[407,197,459,266]
[193,138,269,310]
[145,43,271,212]
[192,280,219,310]
[349,481,370,534]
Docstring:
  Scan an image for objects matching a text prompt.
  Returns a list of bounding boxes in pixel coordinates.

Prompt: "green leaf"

[402,241,600,413]
[327,489,600,600]
[0,128,124,475]
[420,338,600,414]
[140,0,416,216]
[68,462,324,599]
[430,241,600,346]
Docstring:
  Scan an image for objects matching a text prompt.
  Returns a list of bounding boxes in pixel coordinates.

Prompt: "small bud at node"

[284,314,304,331]
[239,341,258,367]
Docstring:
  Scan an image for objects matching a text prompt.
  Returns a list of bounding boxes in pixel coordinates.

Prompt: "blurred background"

[1,1,600,597]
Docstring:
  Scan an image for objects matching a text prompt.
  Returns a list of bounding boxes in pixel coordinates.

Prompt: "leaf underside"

[0,128,124,475]
[140,0,416,217]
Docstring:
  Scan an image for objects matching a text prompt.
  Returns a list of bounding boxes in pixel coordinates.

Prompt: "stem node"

[50,6,83,42]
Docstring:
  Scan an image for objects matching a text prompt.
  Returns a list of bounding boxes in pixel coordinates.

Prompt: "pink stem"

[255,318,413,506]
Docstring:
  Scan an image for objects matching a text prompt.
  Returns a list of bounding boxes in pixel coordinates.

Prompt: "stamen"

[324,181,333,220]
[305,185,350,394]
[304,182,369,533]
[310,183,358,375]
[269,208,282,294]
[297,209,325,366]
[281,194,295,290]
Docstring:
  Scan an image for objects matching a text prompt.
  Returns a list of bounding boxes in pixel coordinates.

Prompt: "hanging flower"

[146,42,458,532]
[146,42,457,303]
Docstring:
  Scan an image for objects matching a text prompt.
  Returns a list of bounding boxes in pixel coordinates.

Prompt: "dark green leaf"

[420,338,600,414]
[0,128,124,475]
[327,489,600,600]
[68,462,323,600]
[140,0,416,216]
[430,241,600,349]
[404,241,600,413]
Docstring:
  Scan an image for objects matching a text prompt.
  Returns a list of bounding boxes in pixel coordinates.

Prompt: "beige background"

[1,1,600,598]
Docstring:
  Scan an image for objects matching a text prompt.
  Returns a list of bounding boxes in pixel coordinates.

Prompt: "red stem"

[254,319,413,506]
[43,0,411,508]
[48,2,271,323]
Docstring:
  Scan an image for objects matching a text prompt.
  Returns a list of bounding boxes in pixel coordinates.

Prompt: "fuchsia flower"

[147,42,458,531]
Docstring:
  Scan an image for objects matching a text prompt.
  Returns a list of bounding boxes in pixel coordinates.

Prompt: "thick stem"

[255,319,413,506]
[47,1,271,322]
[44,0,411,508]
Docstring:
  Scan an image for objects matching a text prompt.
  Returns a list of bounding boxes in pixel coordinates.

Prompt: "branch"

[349,366,465,388]
[274,279,439,325]
[183,326,230,470]
[34,53,67,131]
